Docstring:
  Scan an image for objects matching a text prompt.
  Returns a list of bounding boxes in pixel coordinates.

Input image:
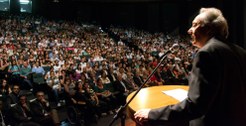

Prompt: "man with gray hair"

[134,7,246,126]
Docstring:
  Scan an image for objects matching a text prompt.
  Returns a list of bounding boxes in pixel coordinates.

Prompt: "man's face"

[13,86,20,94]
[23,61,28,67]
[36,92,45,101]
[187,13,208,48]
[19,96,27,105]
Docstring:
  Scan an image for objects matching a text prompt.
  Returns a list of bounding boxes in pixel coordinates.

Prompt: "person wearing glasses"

[11,94,40,126]
[30,91,60,126]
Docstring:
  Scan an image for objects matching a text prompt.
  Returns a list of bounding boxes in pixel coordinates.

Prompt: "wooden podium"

[126,85,189,121]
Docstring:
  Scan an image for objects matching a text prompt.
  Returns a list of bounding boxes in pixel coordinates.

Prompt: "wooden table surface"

[126,85,189,120]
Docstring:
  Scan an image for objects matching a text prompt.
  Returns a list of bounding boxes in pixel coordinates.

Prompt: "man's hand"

[134,109,151,124]
[41,98,47,103]
[22,103,29,110]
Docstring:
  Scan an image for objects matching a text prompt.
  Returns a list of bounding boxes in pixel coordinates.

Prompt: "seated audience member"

[70,70,81,82]
[71,80,100,125]
[107,67,117,85]
[100,71,115,93]
[5,84,23,124]
[6,85,21,109]
[83,80,109,115]
[124,71,138,90]
[94,78,117,113]
[133,70,144,87]
[19,60,33,90]
[62,77,76,97]
[114,73,133,104]
[0,79,11,102]
[0,55,9,79]
[45,69,61,107]
[32,61,45,75]
[30,91,60,126]
[8,59,21,84]
[11,94,40,126]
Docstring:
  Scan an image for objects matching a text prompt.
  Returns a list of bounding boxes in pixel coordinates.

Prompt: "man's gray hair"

[200,7,229,40]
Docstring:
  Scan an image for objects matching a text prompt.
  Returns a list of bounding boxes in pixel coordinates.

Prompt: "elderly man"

[134,7,246,126]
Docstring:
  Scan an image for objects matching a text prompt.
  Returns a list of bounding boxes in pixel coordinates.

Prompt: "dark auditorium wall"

[31,0,245,48]
[220,0,244,47]
[244,0,246,48]
[74,2,179,33]
[31,1,180,33]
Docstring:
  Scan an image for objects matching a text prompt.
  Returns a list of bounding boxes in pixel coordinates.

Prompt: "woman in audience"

[45,67,61,106]
[0,55,9,79]
[71,80,101,125]
[94,78,117,114]
[8,59,21,84]
[0,79,11,102]
[100,71,114,92]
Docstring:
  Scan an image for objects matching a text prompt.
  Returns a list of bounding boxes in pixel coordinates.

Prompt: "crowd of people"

[0,12,196,125]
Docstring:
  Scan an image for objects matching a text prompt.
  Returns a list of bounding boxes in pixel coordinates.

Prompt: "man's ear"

[203,24,215,37]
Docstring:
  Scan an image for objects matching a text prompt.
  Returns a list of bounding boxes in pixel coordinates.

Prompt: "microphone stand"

[109,50,172,126]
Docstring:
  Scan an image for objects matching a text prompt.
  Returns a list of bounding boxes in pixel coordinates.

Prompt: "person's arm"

[95,91,103,97]
[0,60,9,70]
[11,106,30,122]
[62,82,69,94]
[8,65,12,73]
[19,68,27,78]
[44,72,49,80]
[71,97,86,105]
[41,67,45,75]
[93,93,99,106]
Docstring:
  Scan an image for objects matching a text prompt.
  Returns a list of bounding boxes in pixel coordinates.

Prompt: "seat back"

[32,73,46,85]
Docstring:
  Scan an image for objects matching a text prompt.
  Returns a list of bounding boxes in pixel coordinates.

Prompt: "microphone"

[159,43,180,59]
[169,43,180,53]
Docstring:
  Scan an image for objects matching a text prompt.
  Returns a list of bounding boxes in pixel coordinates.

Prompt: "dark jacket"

[30,99,51,122]
[148,38,246,126]
[11,103,33,123]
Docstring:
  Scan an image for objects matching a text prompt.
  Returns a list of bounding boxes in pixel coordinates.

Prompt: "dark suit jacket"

[148,38,246,126]
[6,93,18,104]
[6,90,25,107]
[30,99,51,122]
[11,103,33,123]
[133,75,144,87]
[107,72,117,83]
[114,79,132,94]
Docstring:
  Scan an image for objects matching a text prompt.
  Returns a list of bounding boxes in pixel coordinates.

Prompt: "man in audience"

[6,85,21,109]
[19,60,33,90]
[30,91,60,126]
[11,94,40,126]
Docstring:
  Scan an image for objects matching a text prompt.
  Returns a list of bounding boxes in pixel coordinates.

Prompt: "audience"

[0,12,196,125]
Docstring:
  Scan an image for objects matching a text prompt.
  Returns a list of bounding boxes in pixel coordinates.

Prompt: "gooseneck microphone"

[159,43,180,59]
[169,43,180,53]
